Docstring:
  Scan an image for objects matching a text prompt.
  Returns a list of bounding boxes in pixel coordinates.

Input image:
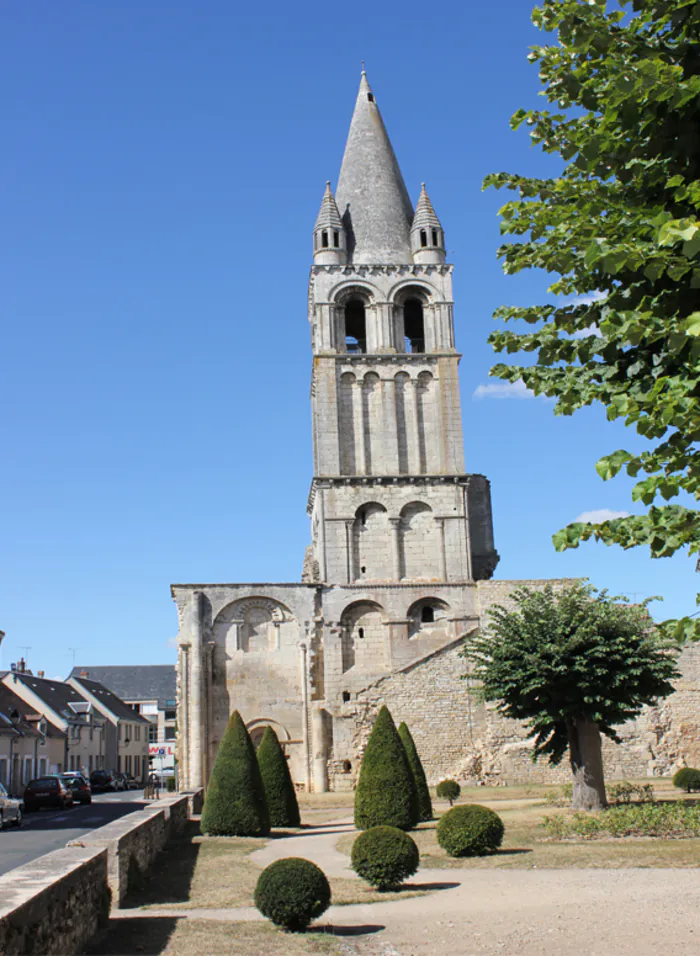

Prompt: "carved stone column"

[389,517,402,581]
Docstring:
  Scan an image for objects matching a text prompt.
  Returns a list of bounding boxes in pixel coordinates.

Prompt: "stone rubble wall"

[0,846,108,956]
[69,792,191,907]
[338,579,700,787]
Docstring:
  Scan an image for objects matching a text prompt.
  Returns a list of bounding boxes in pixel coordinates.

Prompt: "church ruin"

[173,73,700,792]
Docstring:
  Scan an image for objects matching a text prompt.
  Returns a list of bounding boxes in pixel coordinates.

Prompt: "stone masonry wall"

[0,846,108,956]
[337,580,700,787]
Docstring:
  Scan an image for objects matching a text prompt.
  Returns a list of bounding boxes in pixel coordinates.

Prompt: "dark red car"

[23,775,74,812]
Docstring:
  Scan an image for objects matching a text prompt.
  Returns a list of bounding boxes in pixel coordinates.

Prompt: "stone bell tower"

[306,71,499,588]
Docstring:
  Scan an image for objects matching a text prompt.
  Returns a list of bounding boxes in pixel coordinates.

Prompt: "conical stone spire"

[314,181,343,231]
[411,182,445,264]
[412,183,442,231]
[336,71,414,265]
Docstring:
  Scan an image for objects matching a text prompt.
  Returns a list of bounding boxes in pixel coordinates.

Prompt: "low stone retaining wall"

[184,787,204,815]
[0,846,108,956]
[69,793,189,907]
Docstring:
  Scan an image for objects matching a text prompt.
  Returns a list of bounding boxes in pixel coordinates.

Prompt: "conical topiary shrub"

[201,710,270,837]
[398,722,433,823]
[256,726,301,828]
[354,705,418,831]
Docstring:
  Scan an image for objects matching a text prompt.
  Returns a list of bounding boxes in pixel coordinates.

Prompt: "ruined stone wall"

[335,580,700,787]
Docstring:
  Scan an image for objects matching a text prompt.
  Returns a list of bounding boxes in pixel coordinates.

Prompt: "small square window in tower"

[345,299,367,354]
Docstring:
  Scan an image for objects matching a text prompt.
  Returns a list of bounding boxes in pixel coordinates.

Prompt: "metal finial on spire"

[361,60,366,74]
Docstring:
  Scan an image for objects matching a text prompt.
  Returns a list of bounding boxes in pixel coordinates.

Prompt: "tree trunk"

[567,717,607,810]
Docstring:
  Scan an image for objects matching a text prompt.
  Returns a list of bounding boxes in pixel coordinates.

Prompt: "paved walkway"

[114,817,700,955]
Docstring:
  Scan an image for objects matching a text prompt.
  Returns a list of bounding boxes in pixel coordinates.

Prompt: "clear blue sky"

[2,1,696,678]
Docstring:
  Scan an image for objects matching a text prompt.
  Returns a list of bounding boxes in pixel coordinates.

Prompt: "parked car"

[24,776,74,812]
[89,770,119,793]
[59,772,92,805]
[0,782,23,827]
[114,772,129,791]
[124,774,140,790]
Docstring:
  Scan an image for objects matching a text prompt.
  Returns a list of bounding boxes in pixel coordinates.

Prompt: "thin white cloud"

[473,380,536,400]
[574,508,630,524]
[571,324,603,339]
[562,291,606,306]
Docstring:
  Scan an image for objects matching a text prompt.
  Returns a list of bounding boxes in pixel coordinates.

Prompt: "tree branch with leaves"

[485,0,700,640]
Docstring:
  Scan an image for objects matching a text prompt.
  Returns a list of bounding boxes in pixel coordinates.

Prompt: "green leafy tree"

[256,726,301,828]
[398,722,433,822]
[463,583,679,809]
[201,710,270,836]
[484,0,700,640]
[354,705,418,831]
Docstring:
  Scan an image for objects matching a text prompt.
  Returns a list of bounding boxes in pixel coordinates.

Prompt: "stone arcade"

[174,73,700,792]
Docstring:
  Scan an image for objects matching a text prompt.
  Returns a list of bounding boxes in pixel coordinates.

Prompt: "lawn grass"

[336,779,700,870]
[86,918,344,956]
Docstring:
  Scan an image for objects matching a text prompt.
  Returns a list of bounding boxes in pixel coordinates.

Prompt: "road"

[0,790,148,877]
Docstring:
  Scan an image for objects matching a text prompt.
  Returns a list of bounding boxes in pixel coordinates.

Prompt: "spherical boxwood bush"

[437,804,504,858]
[672,768,700,793]
[351,826,420,891]
[436,779,461,805]
[254,857,331,931]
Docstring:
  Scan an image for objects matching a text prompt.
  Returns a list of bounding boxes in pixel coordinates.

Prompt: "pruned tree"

[201,710,270,836]
[256,725,301,828]
[484,0,700,640]
[354,705,418,830]
[463,583,679,809]
[398,722,433,822]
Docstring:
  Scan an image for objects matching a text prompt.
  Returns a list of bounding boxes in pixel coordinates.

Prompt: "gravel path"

[119,818,700,954]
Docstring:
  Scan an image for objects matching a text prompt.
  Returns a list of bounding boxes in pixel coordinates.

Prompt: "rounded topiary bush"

[436,804,504,858]
[254,857,331,931]
[351,826,420,891]
[672,768,700,793]
[436,779,461,806]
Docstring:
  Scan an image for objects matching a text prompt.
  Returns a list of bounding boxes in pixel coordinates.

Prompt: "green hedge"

[398,723,433,823]
[351,826,419,890]
[354,706,418,831]
[201,710,270,837]
[254,857,331,931]
[436,804,504,857]
[672,768,700,793]
[256,726,300,828]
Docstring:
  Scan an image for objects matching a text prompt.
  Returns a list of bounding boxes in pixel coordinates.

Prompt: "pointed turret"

[411,183,445,264]
[313,182,347,264]
[336,71,414,264]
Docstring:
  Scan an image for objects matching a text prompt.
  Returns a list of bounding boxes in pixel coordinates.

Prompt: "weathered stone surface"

[0,846,108,956]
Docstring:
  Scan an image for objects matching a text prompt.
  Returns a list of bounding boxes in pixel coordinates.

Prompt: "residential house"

[0,683,65,795]
[69,666,176,773]
[1,668,108,778]
[67,675,149,780]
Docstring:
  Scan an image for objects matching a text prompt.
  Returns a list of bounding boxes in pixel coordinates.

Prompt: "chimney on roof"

[17,657,26,674]
[37,670,45,679]
[80,670,89,679]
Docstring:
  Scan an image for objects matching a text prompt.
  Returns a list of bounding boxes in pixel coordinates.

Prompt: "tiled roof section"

[411,183,443,231]
[68,665,176,708]
[314,182,344,231]
[336,71,414,265]
[71,676,148,723]
[0,674,77,737]
[0,678,67,736]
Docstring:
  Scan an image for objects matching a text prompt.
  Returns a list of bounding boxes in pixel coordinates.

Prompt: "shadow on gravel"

[272,827,351,839]
[494,848,533,857]
[321,924,385,937]
[403,881,460,891]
